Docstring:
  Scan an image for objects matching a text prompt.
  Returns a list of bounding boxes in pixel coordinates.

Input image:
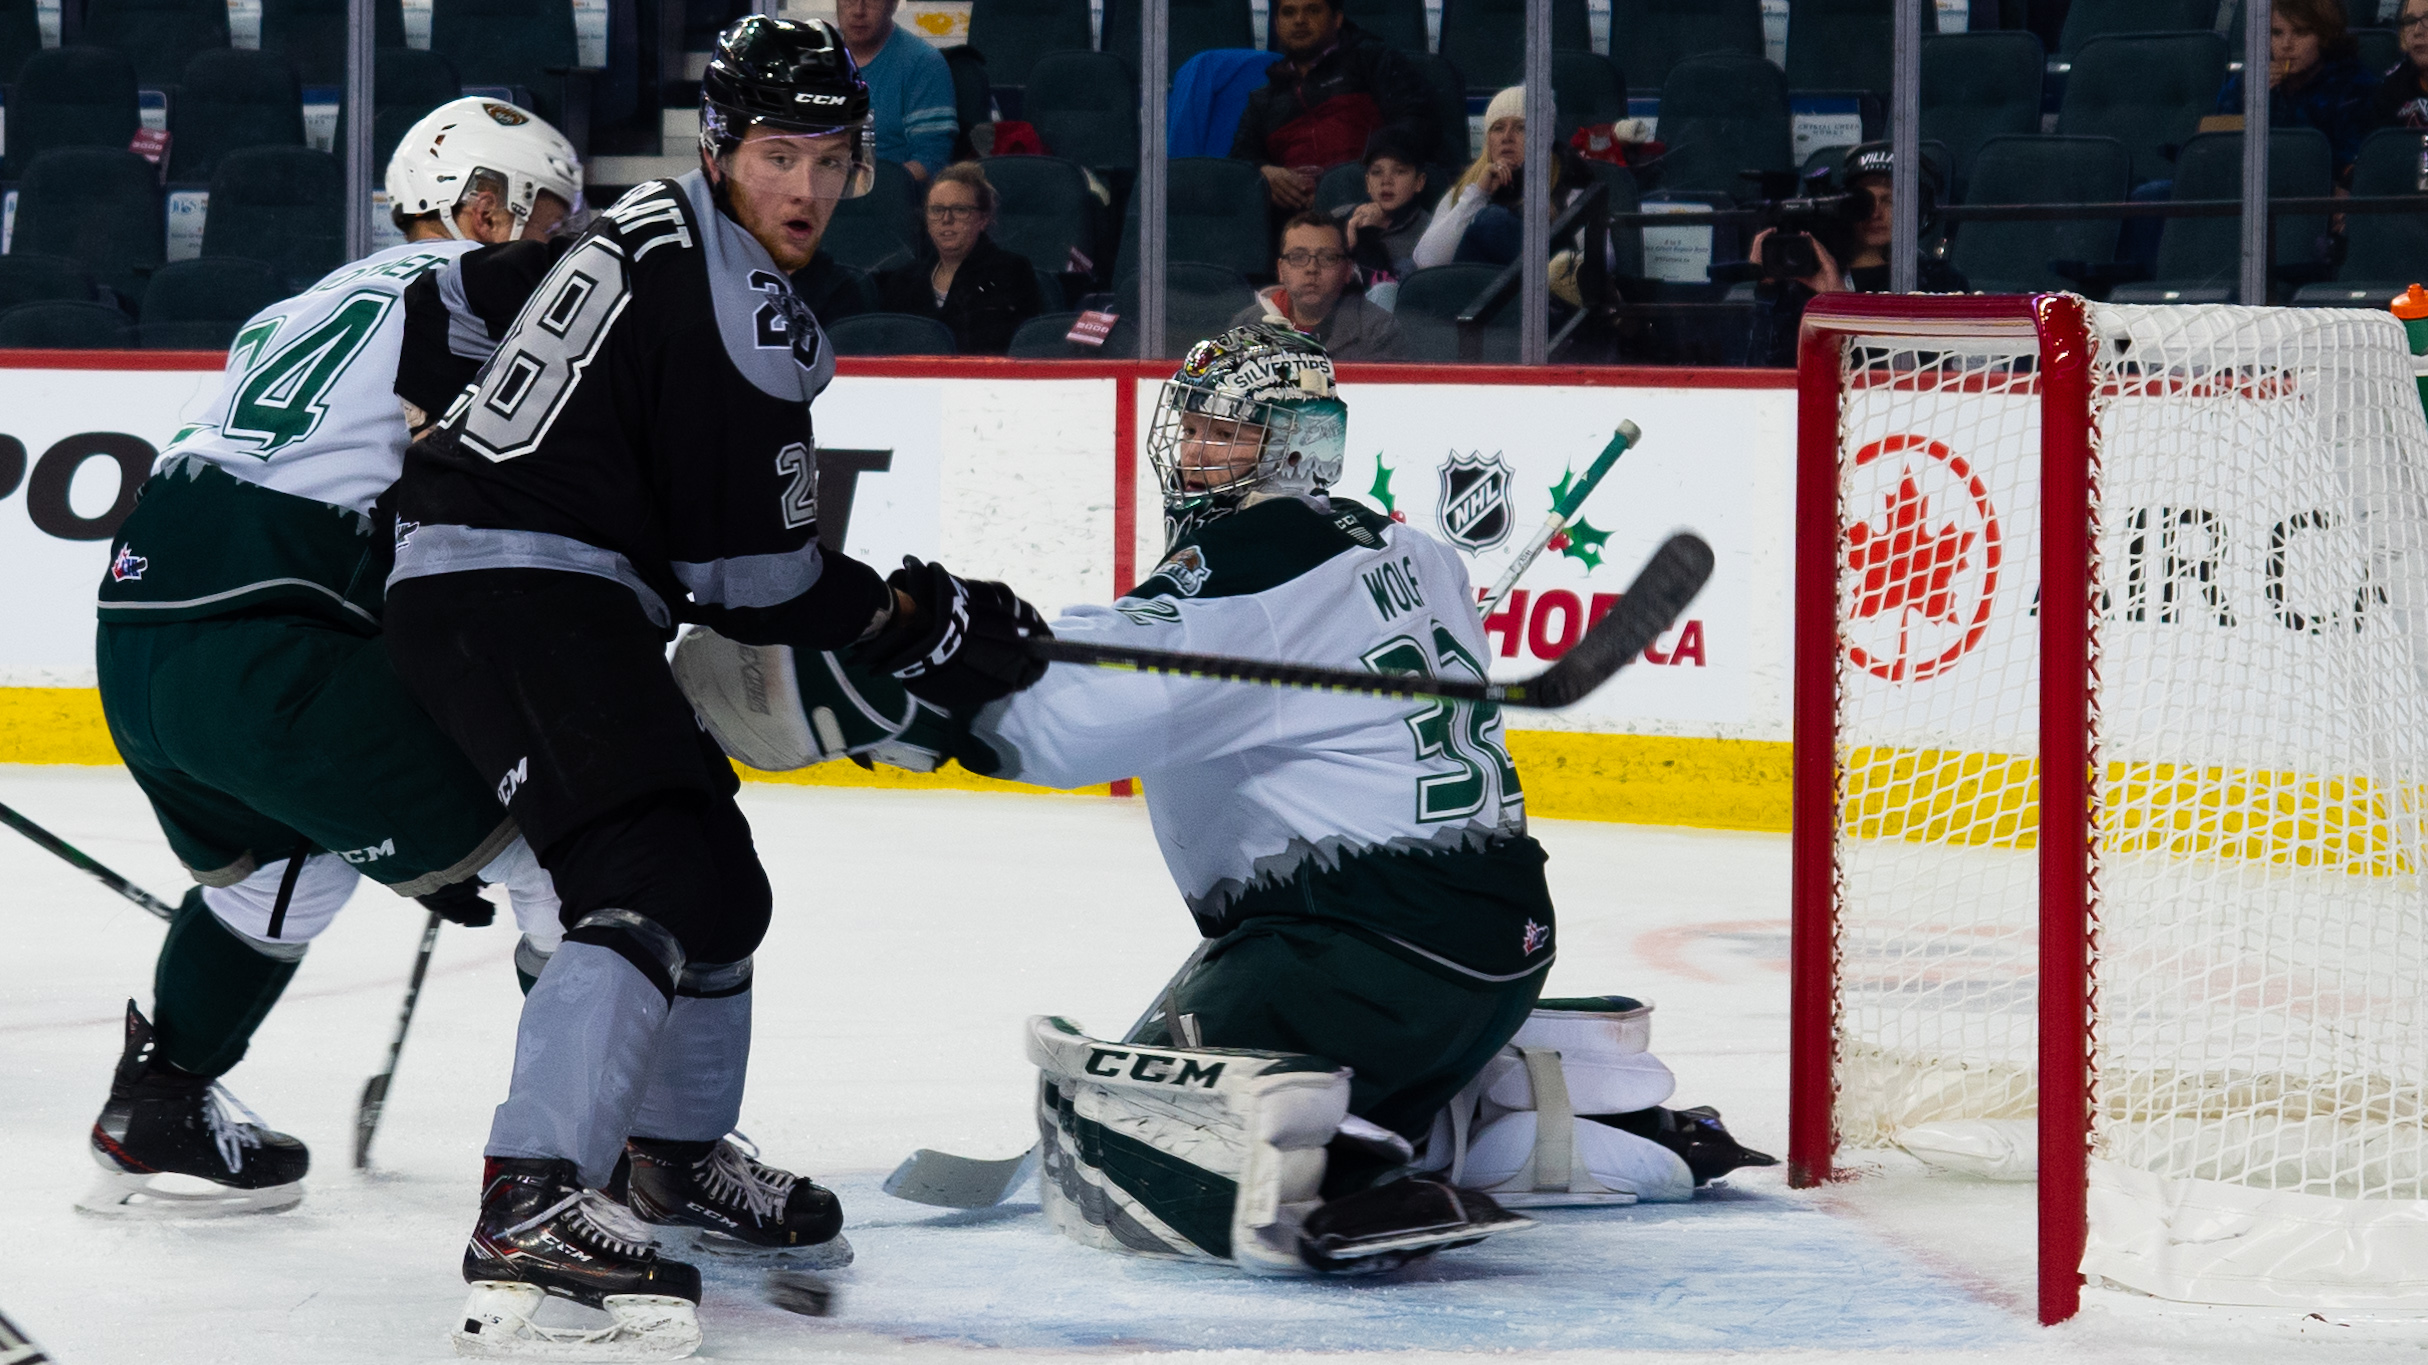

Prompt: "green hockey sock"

[152,886,302,1077]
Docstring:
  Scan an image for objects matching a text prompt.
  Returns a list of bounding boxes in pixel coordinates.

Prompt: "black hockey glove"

[416,879,495,929]
[850,557,1052,712]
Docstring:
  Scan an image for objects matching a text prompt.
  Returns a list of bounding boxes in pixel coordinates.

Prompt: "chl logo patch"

[1436,452,1514,551]
[110,546,148,582]
[1149,545,1212,596]
[496,756,530,807]
[1521,919,1552,955]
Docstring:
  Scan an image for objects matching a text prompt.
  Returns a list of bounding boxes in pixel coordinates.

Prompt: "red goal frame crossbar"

[1785,293,2099,1326]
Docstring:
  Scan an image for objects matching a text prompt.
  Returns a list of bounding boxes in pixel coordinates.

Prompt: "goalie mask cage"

[1789,293,2428,1325]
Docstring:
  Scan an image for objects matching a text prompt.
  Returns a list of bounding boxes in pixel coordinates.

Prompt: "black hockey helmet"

[699,15,875,196]
[1838,140,1945,221]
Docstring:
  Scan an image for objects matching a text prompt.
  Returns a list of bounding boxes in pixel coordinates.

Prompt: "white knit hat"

[1484,85,1526,131]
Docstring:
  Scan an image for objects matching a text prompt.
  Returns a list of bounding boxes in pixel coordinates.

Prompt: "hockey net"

[1789,294,2428,1322]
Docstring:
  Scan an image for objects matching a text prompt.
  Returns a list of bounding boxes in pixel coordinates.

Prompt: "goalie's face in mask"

[1176,410,1270,491]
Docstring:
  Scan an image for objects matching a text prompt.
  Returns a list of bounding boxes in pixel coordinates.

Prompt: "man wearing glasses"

[1233,212,1403,360]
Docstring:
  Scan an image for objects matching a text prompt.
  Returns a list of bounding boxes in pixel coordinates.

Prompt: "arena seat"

[1654,52,1793,202]
[1919,31,2043,193]
[1787,0,1934,103]
[138,257,287,350]
[1006,310,1086,356]
[1101,0,1254,77]
[82,0,230,87]
[258,0,407,85]
[984,155,1099,278]
[2055,31,2230,185]
[1392,263,1518,362]
[1021,53,1139,173]
[2056,0,2219,57]
[967,0,1092,88]
[1950,134,2130,293]
[169,49,307,182]
[0,254,100,311]
[1411,52,1472,163]
[9,148,163,303]
[0,300,134,348]
[1,48,141,181]
[1553,50,1629,142]
[1435,0,1590,90]
[826,312,958,356]
[1117,158,1272,281]
[201,146,344,292]
[2111,128,2331,303]
[1114,262,1262,344]
[1605,0,1763,95]
[2341,129,2428,285]
[819,160,924,273]
[428,0,582,135]
[0,0,38,82]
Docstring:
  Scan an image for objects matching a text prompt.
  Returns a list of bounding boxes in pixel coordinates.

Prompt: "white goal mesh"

[1811,300,2428,1310]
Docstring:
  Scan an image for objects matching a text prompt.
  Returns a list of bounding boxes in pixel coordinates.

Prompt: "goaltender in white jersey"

[678,323,1776,1275]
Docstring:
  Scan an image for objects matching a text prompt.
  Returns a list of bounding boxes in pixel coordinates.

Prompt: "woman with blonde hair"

[1410,85,1594,269]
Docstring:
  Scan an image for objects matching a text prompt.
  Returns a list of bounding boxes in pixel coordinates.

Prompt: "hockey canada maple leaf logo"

[1842,435,2001,683]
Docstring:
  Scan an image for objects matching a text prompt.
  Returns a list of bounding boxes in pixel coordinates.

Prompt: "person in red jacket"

[1231,0,1436,211]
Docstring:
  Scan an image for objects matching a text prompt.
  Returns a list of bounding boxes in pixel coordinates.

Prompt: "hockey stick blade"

[882,1145,1039,1209]
[354,910,444,1170]
[0,799,177,922]
[1030,532,1715,710]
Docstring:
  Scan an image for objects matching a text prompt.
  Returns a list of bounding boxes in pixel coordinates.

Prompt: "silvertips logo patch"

[1149,545,1212,596]
[1436,451,1514,551]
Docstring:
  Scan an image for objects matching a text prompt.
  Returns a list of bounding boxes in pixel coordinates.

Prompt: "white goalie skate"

[450,1283,702,1362]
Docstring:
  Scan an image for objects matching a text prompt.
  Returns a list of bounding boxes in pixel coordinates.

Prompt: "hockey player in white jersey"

[80,100,590,1218]
[676,322,1774,1273]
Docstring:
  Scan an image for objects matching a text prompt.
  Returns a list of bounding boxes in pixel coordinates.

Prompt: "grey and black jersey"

[389,170,888,649]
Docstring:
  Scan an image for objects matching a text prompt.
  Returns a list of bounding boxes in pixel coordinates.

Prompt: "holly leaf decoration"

[1558,517,1613,569]
[1367,453,1396,516]
[1549,465,1582,514]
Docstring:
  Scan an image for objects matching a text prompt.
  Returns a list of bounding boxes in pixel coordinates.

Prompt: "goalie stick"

[0,799,176,921]
[354,909,444,1170]
[882,534,1714,1210]
[1031,532,1714,710]
[1476,420,1641,621]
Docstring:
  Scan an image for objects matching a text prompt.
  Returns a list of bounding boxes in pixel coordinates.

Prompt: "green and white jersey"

[98,241,482,630]
[160,240,481,515]
[974,494,1554,979]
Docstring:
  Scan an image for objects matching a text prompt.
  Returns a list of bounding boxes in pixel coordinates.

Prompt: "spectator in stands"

[794,251,880,323]
[1230,212,1402,359]
[2367,0,2428,128]
[1743,144,1965,367]
[2215,0,2382,182]
[876,161,1041,354]
[837,0,957,181]
[1334,130,1432,281]
[1233,0,1437,210]
[1412,87,1594,269]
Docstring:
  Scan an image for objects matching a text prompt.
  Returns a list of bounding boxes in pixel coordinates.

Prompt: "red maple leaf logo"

[1847,471,1974,624]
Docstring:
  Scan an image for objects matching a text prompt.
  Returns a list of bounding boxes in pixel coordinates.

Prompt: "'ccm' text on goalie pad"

[1027,1016,1348,1275]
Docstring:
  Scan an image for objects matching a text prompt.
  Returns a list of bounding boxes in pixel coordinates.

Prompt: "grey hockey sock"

[629,974,751,1144]
[486,940,670,1187]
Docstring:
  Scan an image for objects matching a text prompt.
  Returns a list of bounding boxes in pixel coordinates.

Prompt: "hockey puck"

[762,1270,836,1317]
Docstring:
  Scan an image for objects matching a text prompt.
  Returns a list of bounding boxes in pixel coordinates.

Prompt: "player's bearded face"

[718,127,863,271]
[1176,411,1267,491]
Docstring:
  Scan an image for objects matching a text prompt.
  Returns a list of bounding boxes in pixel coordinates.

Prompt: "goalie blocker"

[1026,1016,1530,1273]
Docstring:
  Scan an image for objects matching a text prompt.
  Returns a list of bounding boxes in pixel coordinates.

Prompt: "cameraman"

[1744,143,1964,367]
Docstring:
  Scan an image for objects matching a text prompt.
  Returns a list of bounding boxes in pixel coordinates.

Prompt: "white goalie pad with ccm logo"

[669,625,949,773]
[1419,995,1696,1206]
[1026,1016,1350,1275]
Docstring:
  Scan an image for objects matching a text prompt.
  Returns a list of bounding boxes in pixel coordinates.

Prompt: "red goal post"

[1787,293,2098,1326]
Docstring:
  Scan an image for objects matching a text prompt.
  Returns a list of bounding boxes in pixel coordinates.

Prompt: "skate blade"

[450,1282,700,1362]
[75,1169,304,1218]
[1489,1189,1640,1208]
[1308,1211,1535,1263]
[682,1228,854,1269]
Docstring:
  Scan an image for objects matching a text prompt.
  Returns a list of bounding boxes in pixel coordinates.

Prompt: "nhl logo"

[1436,452,1513,551]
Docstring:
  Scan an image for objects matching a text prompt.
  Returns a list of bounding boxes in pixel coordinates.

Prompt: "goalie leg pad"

[670,629,949,773]
[1026,1015,1347,1275]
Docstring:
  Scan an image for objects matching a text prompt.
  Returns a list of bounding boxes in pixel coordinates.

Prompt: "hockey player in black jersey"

[383,16,1049,1359]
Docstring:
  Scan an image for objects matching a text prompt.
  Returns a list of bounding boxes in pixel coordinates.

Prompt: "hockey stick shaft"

[0,1304,54,1365]
[354,909,444,1170]
[1476,420,1641,621]
[1031,532,1714,710]
[0,799,177,922]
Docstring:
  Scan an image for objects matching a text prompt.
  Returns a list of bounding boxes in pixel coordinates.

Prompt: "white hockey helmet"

[1147,322,1348,539]
[385,97,584,239]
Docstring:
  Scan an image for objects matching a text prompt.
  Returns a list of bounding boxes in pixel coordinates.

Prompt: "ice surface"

[3,766,2424,1363]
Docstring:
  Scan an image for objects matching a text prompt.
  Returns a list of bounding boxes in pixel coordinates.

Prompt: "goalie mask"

[385,97,584,239]
[1148,323,1348,542]
[699,15,876,201]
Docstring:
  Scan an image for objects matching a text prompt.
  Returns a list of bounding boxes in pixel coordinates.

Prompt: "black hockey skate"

[612,1135,852,1268]
[1298,1174,1533,1274]
[454,1157,702,1361]
[78,1001,309,1217]
[1590,1105,1780,1186]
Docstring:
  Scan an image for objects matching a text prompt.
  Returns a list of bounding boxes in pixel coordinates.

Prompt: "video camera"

[1739,168,1869,282]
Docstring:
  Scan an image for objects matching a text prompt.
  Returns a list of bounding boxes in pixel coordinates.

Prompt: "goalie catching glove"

[851,558,1051,711]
